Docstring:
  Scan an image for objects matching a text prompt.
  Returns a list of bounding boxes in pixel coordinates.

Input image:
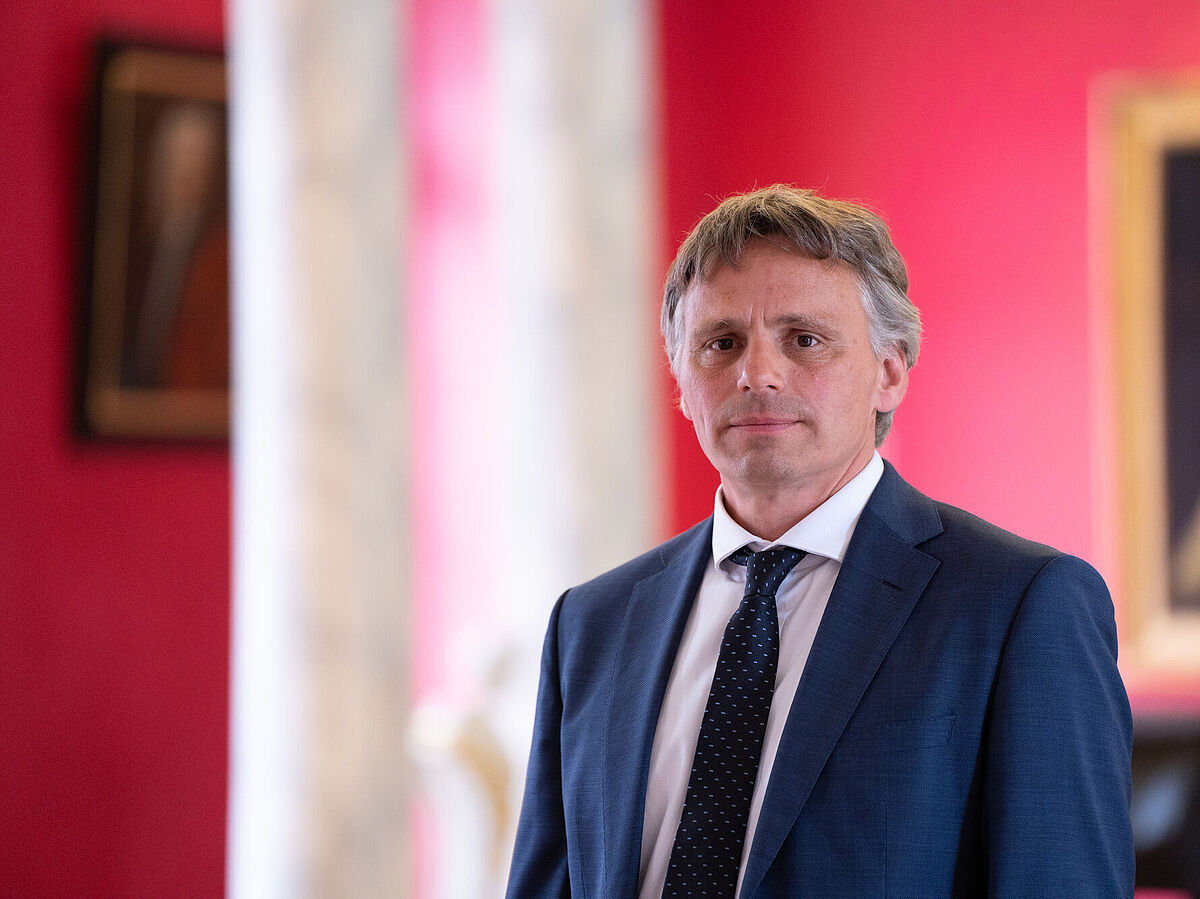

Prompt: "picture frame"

[1111,79,1200,676]
[78,41,229,440]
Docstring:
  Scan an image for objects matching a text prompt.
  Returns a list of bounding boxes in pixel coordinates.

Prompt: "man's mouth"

[728,416,798,431]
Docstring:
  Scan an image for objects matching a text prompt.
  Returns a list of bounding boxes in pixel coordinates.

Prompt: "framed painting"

[1111,79,1200,676]
[78,42,229,439]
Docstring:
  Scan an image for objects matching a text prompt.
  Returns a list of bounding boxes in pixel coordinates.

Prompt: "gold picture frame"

[78,42,228,439]
[1112,79,1200,676]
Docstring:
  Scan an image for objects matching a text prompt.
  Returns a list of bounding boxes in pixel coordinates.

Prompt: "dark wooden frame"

[78,41,229,439]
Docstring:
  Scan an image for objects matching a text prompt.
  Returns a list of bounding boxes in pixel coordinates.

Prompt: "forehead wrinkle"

[680,247,865,341]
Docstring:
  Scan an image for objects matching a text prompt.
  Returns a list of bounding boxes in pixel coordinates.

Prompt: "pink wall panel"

[656,0,1200,643]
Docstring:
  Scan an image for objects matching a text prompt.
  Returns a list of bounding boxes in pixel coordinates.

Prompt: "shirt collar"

[711,452,885,567]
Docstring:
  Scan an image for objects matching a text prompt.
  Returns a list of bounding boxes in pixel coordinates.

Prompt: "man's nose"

[736,340,782,392]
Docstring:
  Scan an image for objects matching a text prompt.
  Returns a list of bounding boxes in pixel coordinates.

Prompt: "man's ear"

[875,350,908,414]
[680,394,692,421]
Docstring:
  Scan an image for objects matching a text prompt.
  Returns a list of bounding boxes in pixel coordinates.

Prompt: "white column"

[489,0,662,836]
[409,0,659,894]
[491,0,660,631]
[226,0,408,894]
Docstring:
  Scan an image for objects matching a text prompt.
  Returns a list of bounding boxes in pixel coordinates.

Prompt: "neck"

[721,454,873,541]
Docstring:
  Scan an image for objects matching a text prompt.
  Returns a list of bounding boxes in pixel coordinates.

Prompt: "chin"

[733,460,805,487]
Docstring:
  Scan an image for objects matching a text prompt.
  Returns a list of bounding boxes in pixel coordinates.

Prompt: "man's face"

[676,240,908,514]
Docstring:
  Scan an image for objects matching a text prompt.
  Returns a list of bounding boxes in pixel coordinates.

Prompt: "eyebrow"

[691,313,842,339]
[773,313,840,333]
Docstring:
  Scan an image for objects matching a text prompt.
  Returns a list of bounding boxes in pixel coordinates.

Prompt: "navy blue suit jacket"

[507,463,1134,897]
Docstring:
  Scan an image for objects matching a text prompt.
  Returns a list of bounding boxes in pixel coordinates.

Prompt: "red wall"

[4,0,1200,894]
[657,1,1200,609]
[0,4,228,897]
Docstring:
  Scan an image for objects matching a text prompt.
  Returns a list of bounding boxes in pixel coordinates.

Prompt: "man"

[506,186,1134,896]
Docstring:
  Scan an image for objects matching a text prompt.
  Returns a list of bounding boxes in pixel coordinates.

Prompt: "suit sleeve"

[506,592,572,898]
[985,554,1134,897]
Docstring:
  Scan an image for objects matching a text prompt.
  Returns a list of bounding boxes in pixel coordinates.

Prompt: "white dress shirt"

[636,453,884,898]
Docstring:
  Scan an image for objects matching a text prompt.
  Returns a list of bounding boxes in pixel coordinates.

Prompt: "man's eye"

[712,337,736,351]
[796,334,818,348]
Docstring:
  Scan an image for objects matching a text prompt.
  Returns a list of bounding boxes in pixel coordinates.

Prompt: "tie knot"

[729,545,806,597]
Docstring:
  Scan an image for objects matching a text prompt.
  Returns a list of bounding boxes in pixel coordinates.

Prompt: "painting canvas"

[79,42,228,439]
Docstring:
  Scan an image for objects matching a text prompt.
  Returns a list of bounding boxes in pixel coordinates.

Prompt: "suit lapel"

[740,464,942,898]
[600,520,712,897]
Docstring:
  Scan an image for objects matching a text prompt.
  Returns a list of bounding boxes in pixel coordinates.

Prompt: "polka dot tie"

[662,545,806,898]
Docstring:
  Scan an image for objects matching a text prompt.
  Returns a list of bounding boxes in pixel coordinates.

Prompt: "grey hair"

[661,185,922,446]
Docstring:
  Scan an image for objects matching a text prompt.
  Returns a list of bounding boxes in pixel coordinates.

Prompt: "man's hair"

[661,185,922,446]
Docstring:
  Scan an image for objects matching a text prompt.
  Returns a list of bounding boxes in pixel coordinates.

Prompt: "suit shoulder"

[924,499,1109,600]
[550,519,711,667]
[565,518,711,605]
[931,500,1059,562]
[874,463,1072,573]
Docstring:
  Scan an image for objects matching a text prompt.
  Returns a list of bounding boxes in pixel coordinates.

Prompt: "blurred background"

[3,0,1200,895]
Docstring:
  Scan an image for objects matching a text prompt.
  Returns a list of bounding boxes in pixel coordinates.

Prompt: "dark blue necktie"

[662,545,806,898]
